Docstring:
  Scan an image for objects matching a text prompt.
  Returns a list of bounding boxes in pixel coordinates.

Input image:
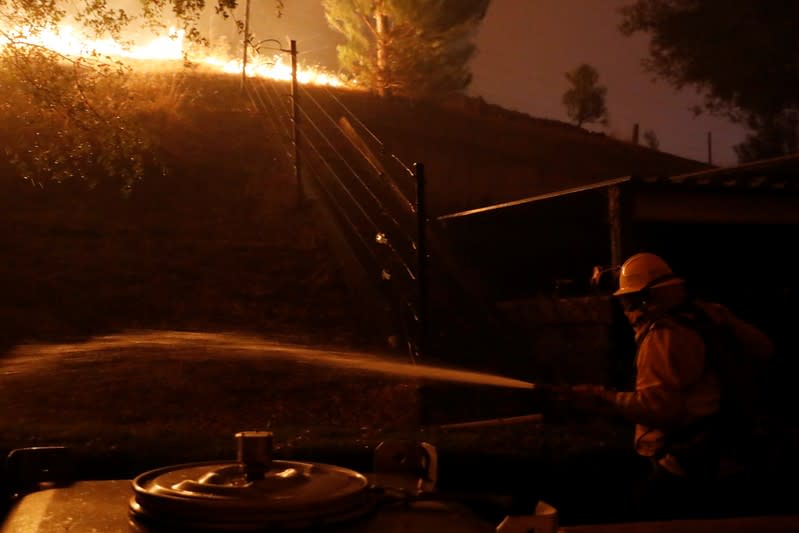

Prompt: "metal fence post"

[290,40,303,205]
[415,162,428,357]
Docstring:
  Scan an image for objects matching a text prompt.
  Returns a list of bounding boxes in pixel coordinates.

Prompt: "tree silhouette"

[619,0,799,161]
[643,129,660,150]
[562,64,608,128]
[322,0,489,99]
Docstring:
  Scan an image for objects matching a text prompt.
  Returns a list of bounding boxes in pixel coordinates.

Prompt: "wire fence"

[242,66,426,362]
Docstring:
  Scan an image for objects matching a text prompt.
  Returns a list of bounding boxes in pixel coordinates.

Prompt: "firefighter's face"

[623,308,646,328]
[618,292,647,327]
[618,292,644,312]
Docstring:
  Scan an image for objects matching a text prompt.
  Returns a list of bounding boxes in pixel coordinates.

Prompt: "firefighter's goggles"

[618,292,646,311]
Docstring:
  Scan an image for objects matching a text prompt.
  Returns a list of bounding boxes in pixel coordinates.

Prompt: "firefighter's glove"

[532,384,572,416]
[566,384,615,414]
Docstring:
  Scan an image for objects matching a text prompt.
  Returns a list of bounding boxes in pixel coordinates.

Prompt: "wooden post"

[375,11,390,97]
[240,0,251,91]
[632,123,639,145]
[608,182,634,267]
[608,184,623,267]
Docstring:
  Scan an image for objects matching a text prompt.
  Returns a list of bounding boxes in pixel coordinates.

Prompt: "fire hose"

[436,383,585,431]
[440,413,543,430]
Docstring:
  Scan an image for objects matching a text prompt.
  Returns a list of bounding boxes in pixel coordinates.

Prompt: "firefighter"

[567,252,774,520]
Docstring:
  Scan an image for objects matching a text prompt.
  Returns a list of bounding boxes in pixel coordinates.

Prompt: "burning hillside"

[1,21,347,86]
[1,0,709,206]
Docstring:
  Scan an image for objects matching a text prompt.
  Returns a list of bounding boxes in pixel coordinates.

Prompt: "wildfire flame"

[3,24,348,87]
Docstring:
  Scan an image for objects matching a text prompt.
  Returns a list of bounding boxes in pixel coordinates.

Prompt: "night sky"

[239,0,746,165]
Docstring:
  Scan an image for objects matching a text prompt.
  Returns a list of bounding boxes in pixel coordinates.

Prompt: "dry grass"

[0,72,366,351]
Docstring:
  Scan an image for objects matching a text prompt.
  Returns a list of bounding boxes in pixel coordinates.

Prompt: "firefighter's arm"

[609,324,704,427]
[564,384,619,414]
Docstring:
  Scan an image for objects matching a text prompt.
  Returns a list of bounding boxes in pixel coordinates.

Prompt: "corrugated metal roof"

[438,153,799,221]
[635,152,799,191]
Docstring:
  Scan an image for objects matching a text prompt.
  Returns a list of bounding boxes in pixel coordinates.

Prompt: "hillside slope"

[0,73,712,351]
[319,89,710,215]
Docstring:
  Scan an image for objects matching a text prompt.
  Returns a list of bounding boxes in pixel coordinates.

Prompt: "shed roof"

[438,153,799,222]
[637,152,799,192]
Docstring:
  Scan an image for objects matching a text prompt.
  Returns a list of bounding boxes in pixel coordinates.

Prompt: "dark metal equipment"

[2,431,798,532]
[0,431,559,533]
[130,430,376,530]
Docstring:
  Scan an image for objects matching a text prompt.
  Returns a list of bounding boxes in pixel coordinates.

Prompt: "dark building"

[439,153,799,384]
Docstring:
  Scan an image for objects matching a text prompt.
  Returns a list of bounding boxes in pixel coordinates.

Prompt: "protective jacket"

[608,301,772,476]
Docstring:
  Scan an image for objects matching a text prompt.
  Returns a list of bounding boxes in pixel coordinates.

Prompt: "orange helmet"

[613,253,684,296]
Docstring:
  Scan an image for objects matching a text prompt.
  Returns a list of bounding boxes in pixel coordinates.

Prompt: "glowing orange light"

[2,24,348,87]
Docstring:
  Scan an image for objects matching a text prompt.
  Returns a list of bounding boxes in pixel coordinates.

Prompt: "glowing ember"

[2,24,348,87]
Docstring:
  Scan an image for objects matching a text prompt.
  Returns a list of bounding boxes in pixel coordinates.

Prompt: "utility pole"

[707,131,713,165]
[241,0,251,91]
